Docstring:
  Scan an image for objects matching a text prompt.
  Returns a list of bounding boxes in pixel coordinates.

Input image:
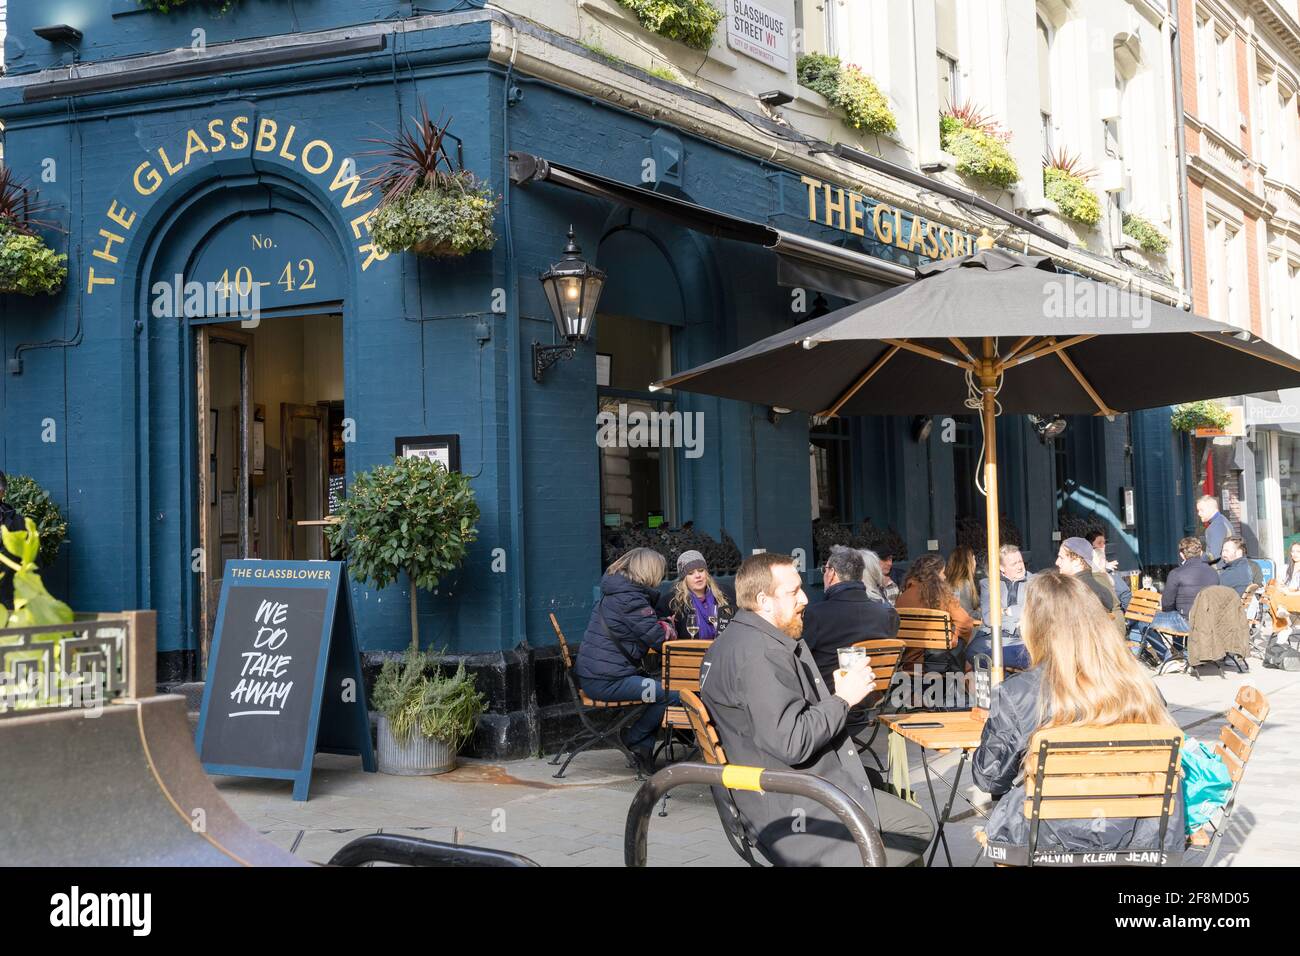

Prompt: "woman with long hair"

[667,549,735,640]
[895,552,976,646]
[945,545,980,619]
[972,571,1184,855]
[574,547,678,770]
[1282,541,1300,591]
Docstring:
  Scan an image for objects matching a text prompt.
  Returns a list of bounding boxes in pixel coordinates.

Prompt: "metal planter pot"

[376,715,457,776]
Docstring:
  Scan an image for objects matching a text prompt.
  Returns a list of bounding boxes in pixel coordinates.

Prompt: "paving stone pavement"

[213,665,1300,867]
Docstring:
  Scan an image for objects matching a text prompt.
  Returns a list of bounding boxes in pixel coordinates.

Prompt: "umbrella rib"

[884,338,974,369]
[1003,336,1039,362]
[1191,331,1300,374]
[1053,347,1117,416]
[999,334,1095,371]
[948,337,977,364]
[818,345,902,418]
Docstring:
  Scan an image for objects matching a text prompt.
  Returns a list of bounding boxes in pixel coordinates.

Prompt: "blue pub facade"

[0,1,1191,757]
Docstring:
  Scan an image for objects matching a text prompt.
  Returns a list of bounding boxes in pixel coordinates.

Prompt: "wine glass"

[686,622,700,639]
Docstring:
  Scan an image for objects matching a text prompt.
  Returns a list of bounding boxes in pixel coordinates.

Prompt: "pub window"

[936,0,960,109]
[596,313,678,535]
[810,418,853,524]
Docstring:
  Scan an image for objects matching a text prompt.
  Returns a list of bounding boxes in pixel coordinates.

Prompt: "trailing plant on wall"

[136,0,238,13]
[363,106,498,258]
[1121,211,1170,254]
[938,102,1020,190]
[797,53,897,136]
[616,0,723,52]
[2,475,68,568]
[0,169,67,296]
[1043,148,1102,226]
[325,455,480,649]
[1170,400,1233,433]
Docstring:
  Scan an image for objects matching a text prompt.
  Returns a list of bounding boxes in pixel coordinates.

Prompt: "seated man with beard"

[699,552,934,867]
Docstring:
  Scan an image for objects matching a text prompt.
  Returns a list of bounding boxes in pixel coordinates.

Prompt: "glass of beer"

[836,645,868,679]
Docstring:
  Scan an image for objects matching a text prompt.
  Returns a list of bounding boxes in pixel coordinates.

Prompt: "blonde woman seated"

[666,549,735,640]
[972,571,1185,856]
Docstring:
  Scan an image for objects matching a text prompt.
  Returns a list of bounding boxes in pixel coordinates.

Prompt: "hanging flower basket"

[1170,400,1233,433]
[0,169,67,297]
[362,106,499,259]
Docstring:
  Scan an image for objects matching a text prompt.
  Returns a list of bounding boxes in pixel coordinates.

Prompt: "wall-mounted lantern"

[534,227,606,382]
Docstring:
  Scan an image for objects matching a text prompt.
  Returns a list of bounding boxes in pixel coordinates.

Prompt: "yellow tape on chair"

[721,765,765,792]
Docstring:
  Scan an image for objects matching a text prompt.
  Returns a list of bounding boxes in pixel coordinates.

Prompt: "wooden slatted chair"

[652,640,713,817]
[547,613,646,779]
[1129,588,1191,673]
[1188,686,1270,865]
[895,607,959,674]
[980,723,1185,867]
[848,638,906,767]
[678,689,766,866]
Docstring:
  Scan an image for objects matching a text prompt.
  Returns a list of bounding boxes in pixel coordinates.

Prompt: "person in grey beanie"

[666,549,735,640]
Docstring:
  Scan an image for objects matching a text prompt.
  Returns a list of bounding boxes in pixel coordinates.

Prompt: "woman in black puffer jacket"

[574,548,677,766]
[973,571,1185,862]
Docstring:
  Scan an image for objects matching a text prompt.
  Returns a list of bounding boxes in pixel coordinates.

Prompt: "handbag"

[1180,738,1232,835]
[1263,642,1300,671]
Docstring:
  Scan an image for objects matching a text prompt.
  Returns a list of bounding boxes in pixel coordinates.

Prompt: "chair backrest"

[895,607,956,651]
[661,640,712,729]
[679,689,728,765]
[1125,588,1162,625]
[1023,724,1183,827]
[548,613,575,672]
[1214,685,1269,783]
[851,638,906,693]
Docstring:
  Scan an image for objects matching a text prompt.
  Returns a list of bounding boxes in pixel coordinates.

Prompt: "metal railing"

[327,833,540,868]
[624,762,887,867]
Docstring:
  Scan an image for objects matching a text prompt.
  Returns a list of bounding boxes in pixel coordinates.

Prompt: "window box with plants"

[797,53,898,137]
[938,102,1020,191]
[1121,211,1170,256]
[364,107,499,259]
[613,0,723,52]
[1043,148,1102,228]
[371,648,486,775]
[0,170,67,297]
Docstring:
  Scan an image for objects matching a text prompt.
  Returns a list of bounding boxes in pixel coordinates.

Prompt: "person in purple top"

[666,550,736,641]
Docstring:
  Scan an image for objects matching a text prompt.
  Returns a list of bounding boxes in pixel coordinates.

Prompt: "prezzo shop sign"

[726,0,789,72]
[800,174,979,260]
[84,114,391,297]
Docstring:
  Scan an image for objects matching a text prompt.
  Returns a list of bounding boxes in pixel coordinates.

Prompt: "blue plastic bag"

[1180,738,1233,835]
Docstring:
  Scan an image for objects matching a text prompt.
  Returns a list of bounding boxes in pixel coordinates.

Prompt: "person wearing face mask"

[666,550,735,641]
[699,552,933,867]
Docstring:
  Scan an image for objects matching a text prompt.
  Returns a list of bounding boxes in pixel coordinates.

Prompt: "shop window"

[596,313,678,534]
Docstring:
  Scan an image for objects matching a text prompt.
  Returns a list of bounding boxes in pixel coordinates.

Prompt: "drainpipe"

[1170,0,1194,309]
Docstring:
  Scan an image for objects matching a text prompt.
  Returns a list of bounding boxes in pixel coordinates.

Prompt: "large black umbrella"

[655,247,1300,680]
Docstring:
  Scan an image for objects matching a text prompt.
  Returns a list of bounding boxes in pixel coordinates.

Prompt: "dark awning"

[508,151,913,297]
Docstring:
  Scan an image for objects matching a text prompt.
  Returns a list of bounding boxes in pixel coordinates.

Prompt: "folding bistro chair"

[653,639,712,816]
[848,638,906,768]
[547,613,647,779]
[1188,685,1270,866]
[980,723,1185,867]
[1130,589,1191,674]
[1123,588,1161,661]
[894,608,959,706]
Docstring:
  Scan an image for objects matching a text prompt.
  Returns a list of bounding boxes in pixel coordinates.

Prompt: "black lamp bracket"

[533,341,577,382]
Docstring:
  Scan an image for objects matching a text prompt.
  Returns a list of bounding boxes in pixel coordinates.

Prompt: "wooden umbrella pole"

[980,341,1004,687]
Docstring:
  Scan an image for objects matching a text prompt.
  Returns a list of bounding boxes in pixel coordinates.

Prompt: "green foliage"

[137,0,237,13]
[1044,166,1102,226]
[370,172,498,258]
[0,226,67,296]
[372,647,486,750]
[3,475,67,567]
[616,0,722,52]
[0,519,74,630]
[797,53,897,136]
[1122,211,1170,254]
[325,454,480,593]
[1171,400,1233,433]
[941,115,1019,188]
[647,64,680,82]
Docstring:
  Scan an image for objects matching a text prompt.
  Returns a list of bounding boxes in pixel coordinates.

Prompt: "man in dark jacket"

[802,545,899,686]
[1216,536,1252,596]
[0,471,27,610]
[1147,538,1219,653]
[700,552,933,866]
[1197,495,1234,568]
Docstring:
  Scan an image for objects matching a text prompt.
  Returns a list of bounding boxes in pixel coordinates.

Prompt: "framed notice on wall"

[395,434,460,473]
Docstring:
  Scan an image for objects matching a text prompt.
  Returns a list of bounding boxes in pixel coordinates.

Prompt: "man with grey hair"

[970,543,1031,670]
[803,545,899,686]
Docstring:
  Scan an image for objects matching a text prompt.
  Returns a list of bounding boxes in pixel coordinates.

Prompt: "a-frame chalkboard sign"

[196,560,376,800]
